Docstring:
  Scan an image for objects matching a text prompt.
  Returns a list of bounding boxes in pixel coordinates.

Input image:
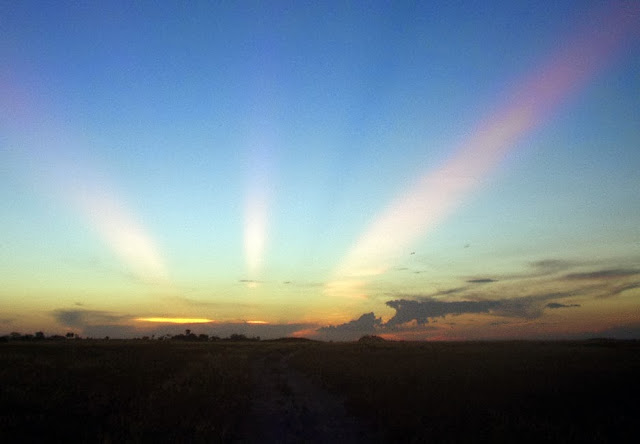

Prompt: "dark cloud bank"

[318,293,583,340]
[319,262,640,340]
[317,313,382,341]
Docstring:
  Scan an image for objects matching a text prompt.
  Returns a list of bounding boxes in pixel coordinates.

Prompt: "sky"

[1,1,639,340]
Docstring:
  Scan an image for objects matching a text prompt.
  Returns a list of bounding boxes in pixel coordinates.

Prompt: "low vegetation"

[1,336,638,442]
[290,340,640,442]
[0,341,252,442]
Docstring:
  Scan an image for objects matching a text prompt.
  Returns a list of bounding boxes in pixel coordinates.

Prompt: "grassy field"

[0,341,253,443]
[290,340,640,443]
[1,340,639,443]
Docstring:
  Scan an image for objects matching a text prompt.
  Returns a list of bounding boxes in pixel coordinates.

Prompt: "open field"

[1,340,639,443]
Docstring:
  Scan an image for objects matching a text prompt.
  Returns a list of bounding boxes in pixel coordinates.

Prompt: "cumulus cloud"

[317,312,382,341]
[317,289,586,339]
[385,299,498,326]
[386,291,582,326]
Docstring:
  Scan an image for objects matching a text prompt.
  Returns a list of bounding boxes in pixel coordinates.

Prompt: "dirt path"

[239,351,370,443]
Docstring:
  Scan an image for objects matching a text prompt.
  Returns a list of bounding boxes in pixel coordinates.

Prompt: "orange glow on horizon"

[291,328,319,338]
[246,320,268,324]
[136,317,215,324]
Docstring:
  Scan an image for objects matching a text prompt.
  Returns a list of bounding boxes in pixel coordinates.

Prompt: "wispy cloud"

[564,269,640,280]
[175,296,254,309]
[546,302,581,309]
[431,287,468,296]
[602,281,640,298]
[466,278,498,284]
[529,259,576,275]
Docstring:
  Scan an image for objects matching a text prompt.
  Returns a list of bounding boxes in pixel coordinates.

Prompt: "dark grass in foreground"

[1,340,639,443]
[290,340,640,443]
[0,341,253,443]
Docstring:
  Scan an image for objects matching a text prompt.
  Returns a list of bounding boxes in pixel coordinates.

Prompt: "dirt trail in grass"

[239,351,370,443]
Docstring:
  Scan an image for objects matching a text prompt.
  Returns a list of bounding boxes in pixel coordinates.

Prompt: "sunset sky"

[2,1,639,340]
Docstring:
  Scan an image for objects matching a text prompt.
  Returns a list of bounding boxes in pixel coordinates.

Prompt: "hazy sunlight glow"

[136,317,215,324]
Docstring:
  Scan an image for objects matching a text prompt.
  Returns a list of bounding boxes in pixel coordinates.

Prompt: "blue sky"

[1,1,639,339]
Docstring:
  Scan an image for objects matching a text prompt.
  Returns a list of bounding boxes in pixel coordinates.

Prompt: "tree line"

[0,329,260,342]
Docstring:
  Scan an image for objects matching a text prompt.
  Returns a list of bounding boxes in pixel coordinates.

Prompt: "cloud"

[546,302,581,309]
[175,296,253,308]
[317,288,586,339]
[609,281,640,296]
[485,258,579,282]
[52,309,129,328]
[564,269,640,280]
[386,299,498,327]
[466,278,498,284]
[317,313,382,341]
[529,259,576,274]
[386,291,580,326]
[489,295,550,319]
[594,281,640,298]
[432,287,468,296]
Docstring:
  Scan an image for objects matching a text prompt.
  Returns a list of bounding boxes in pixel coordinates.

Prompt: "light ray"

[1,85,171,285]
[244,138,274,280]
[69,182,170,284]
[329,3,640,297]
[244,189,268,277]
